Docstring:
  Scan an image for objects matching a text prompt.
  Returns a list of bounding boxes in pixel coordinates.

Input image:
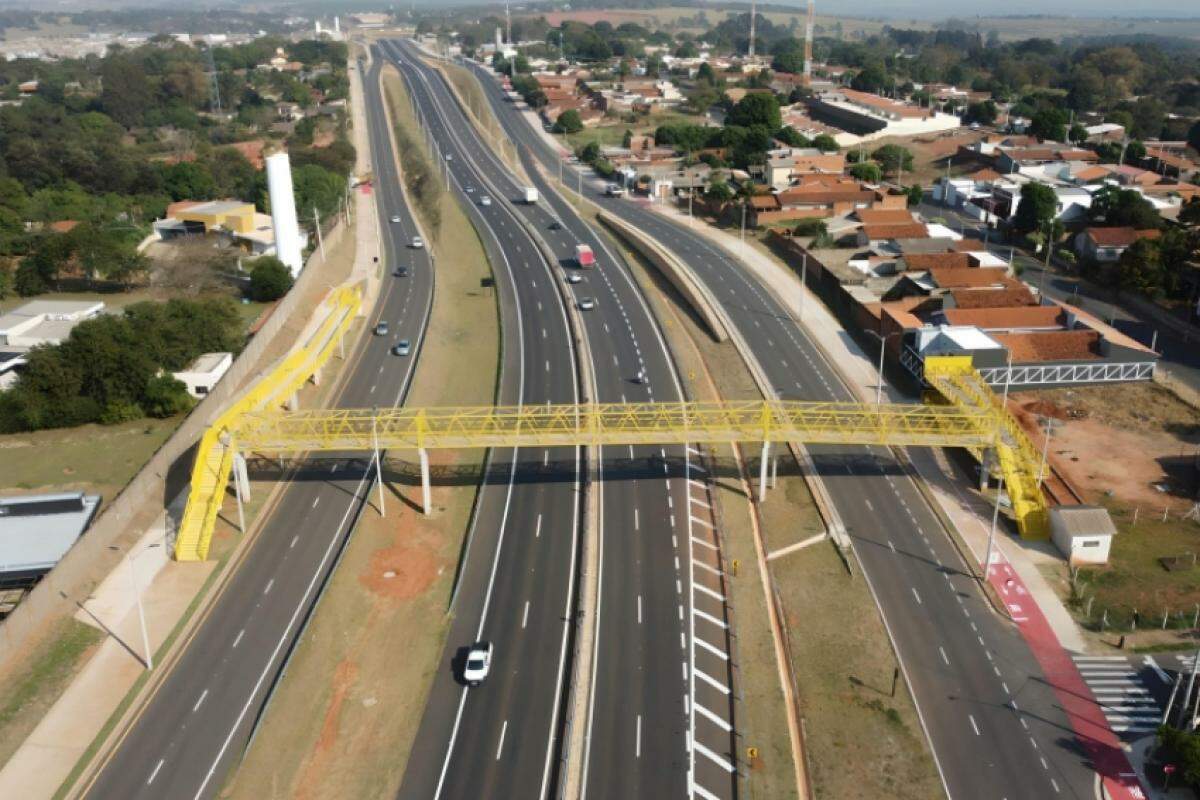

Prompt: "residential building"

[807,88,961,143]
[758,147,846,188]
[1073,227,1162,262]
[0,300,104,349]
[0,492,102,589]
[172,352,233,398]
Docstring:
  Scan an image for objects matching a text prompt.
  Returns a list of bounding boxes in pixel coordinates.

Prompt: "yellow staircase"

[923,356,1049,538]
[173,285,362,561]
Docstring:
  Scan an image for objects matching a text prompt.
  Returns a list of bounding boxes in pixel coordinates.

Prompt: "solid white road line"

[264,579,274,595]
[522,600,530,629]
[689,515,713,529]
[147,758,165,785]
[912,587,922,605]
[496,720,508,761]
[694,582,724,602]
[693,784,721,800]
[969,714,981,736]
[692,740,735,772]
[694,608,728,629]
[695,636,729,661]
[634,509,639,530]
[939,646,950,666]
[636,714,642,758]
[694,667,731,695]
[232,629,244,649]
[637,595,642,625]
[535,513,542,538]
[193,689,209,713]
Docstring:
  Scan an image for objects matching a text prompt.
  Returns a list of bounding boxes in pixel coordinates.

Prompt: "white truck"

[522,187,539,204]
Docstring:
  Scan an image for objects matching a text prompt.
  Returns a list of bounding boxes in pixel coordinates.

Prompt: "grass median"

[222,68,500,799]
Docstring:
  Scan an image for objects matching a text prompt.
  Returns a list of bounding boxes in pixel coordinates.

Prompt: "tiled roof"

[993,331,1101,362]
[1072,165,1111,182]
[928,268,1010,289]
[855,208,916,225]
[862,222,929,240]
[968,168,1002,181]
[941,306,1064,330]
[777,188,875,207]
[1085,227,1161,248]
[948,286,1039,309]
[902,252,973,271]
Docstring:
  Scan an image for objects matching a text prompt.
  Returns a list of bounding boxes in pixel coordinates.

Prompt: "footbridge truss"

[174,351,1050,561]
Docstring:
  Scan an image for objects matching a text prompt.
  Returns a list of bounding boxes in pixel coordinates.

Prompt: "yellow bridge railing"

[923,355,1049,538]
[173,285,363,561]
[232,399,996,452]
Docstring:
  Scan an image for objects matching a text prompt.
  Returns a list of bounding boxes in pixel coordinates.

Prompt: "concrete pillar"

[310,367,322,386]
[758,441,770,503]
[234,452,251,502]
[979,450,992,491]
[419,448,432,515]
[288,393,299,411]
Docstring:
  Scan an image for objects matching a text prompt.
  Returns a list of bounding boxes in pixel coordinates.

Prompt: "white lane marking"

[690,515,714,529]
[311,496,320,509]
[694,608,728,629]
[634,509,639,530]
[636,714,642,758]
[911,587,922,605]
[865,499,874,511]
[1051,778,1060,794]
[939,646,950,666]
[522,601,530,629]
[695,636,729,661]
[969,714,981,735]
[690,495,711,510]
[535,513,542,538]
[694,582,724,602]
[232,629,245,649]
[495,719,508,760]
[290,535,298,549]
[637,595,642,625]
[147,758,165,785]
[193,689,209,713]
[693,740,735,772]
[888,540,897,553]
[680,632,686,649]
[264,579,274,595]
[696,701,732,731]
[694,667,731,695]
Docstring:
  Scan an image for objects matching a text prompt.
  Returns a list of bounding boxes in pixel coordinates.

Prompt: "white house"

[1050,506,1117,565]
[172,352,233,398]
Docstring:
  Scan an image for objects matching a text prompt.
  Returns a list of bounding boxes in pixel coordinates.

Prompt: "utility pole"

[313,207,325,260]
[748,0,756,60]
[984,352,1014,578]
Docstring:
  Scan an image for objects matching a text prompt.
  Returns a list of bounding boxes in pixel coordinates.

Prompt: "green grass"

[0,620,103,770]
[1072,503,1200,632]
[0,417,179,498]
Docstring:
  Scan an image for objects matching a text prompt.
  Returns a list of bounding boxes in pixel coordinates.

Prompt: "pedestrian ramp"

[1072,655,1163,738]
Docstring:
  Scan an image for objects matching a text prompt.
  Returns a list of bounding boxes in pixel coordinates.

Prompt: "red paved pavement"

[988,554,1149,800]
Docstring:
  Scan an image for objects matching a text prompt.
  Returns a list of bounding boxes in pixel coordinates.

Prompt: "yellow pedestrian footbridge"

[174,350,1049,561]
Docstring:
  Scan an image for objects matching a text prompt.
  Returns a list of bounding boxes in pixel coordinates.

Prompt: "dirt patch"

[359,526,441,601]
[1014,384,1200,508]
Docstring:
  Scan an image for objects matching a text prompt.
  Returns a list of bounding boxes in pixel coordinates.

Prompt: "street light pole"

[126,545,160,670]
[984,352,1014,577]
[799,254,808,321]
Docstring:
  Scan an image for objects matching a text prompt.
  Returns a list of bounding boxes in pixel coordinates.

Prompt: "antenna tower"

[205,45,221,113]
[748,0,756,59]
[803,0,814,85]
[505,1,512,45]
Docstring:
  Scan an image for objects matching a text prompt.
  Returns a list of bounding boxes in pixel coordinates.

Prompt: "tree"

[142,375,194,418]
[1089,186,1162,229]
[906,185,924,206]
[812,134,839,153]
[553,109,584,134]
[871,144,914,177]
[1012,181,1057,234]
[774,126,810,147]
[622,129,633,148]
[100,55,153,128]
[963,100,997,126]
[696,61,716,85]
[248,256,294,301]
[772,51,804,74]
[850,61,888,93]
[1028,108,1068,142]
[291,164,345,221]
[848,162,882,183]
[727,92,781,131]
[1189,120,1200,154]
[1181,198,1200,227]
[578,141,601,164]
[1116,237,1164,296]
[1068,123,1088,144]
[704,180,735,202]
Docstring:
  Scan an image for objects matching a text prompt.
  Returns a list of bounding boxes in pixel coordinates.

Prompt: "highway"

[456,50,1104,799]
[383,40,737,800]
[81,54,434,800]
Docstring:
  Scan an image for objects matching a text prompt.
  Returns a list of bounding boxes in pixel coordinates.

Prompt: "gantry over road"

[175,351,1051,560]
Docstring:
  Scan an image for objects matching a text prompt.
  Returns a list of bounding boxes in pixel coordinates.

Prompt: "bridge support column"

[288,392,299,411]
[233,452,251,502]
[419,448,432,515]
[979,449,992,491]
[758,441,770,503]
[232,468,246,534]
[310,366,321,386]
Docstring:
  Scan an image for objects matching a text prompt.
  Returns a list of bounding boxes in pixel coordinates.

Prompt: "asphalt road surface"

[459,52,1104,799]
[384,41,737,800]
[82,55,434,800]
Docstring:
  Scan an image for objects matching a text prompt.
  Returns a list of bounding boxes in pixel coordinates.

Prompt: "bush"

[793,219,828,237]
[553,109,584,134]
[142,375,194,418]
[248,256,294,302]
[848,162,882,183]
[99,400,144,425]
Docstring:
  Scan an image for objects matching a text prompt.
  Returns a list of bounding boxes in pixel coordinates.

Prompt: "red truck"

[575,244,595,269]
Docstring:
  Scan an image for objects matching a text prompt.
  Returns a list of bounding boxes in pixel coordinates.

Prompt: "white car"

[566,273,583,284]
[445,153,454,161]
[390,215,401,223]
[392,339,411,357]
[463,642,493,686]
[465,185,475,193]
[578,297,596,310]
[480,196,492,207]
[411,236,424,248]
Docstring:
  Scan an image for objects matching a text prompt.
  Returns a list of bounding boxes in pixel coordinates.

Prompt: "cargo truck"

[522,187,539,204]
[575,244,595,268]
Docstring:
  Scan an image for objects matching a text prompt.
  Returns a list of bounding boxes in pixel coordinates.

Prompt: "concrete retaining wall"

[0,220,350,677]
[596,211,728,343]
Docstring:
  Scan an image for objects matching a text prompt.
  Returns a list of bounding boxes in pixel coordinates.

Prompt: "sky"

[826,1,1199,18]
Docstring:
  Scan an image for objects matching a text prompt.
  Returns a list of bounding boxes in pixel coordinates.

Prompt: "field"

[223,67,501,798]
[529,7,1200,42]
[563,111,710,154]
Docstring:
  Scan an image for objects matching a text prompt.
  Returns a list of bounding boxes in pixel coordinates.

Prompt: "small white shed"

[172,352,233,398]
[1050,506,1117,565]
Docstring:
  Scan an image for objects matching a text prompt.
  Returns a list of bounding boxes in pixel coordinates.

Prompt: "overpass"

[174,347,1050,561]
